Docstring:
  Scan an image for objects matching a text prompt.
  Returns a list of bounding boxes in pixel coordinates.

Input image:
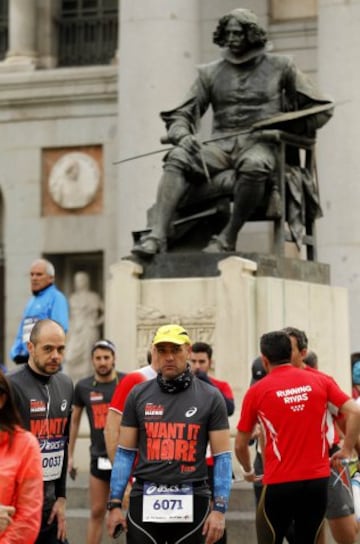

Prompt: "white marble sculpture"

[65,271,104,381]
[49,152,100,209]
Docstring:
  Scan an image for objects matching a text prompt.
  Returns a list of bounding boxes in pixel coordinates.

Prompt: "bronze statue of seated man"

[132,8,333,258]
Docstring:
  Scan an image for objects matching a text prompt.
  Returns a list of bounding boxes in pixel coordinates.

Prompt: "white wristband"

[242,467,255,477]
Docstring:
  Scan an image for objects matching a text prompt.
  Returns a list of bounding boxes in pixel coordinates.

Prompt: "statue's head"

[74,270,90,291]
[213,8,267,52]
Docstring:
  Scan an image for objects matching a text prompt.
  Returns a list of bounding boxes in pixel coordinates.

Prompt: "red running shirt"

[109,366,157,414]
[237,364,349,484]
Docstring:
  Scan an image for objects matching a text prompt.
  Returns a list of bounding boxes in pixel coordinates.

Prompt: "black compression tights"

[256,478,328,544]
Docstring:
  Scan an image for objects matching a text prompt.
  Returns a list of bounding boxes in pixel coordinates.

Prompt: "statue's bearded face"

[223,18,248,56]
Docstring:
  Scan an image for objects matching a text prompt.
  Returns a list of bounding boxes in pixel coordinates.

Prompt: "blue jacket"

[10,284,69,361]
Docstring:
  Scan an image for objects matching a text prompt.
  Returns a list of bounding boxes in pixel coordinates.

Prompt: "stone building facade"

[0,0,358,365]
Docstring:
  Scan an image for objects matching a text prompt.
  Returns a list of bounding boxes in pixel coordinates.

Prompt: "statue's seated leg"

[131,151,191,257]
[132,143,233,257]
[204,142,276,253]
[203,173,268,252]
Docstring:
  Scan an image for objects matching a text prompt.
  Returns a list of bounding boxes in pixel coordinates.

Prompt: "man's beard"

[96,366,113,378]
[33,356,60,375]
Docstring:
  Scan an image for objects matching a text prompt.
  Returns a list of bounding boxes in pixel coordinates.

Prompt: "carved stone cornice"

[0,65,117,120]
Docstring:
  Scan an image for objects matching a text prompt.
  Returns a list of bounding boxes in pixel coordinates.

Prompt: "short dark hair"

[213,14,267,49]
[29,319,63,345]
[351,352,360,366]
[304,350,318,369]
[191,342,212,359]
[283,326,308,351]
[251,356,267,384]
[260,331,292,365]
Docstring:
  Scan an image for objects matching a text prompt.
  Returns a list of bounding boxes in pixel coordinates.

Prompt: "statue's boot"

[203,176,266,253]
[202,235,234,253]
[132,235,166,258]
[131,170,188,258]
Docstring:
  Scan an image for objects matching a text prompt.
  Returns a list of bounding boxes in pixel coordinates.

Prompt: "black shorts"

[126,493,211,544]
[327,466,354,519]
[90,457,112,482]
[257,477,328,544]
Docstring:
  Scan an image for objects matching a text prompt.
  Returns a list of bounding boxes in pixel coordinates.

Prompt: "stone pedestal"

[105,253,351,427]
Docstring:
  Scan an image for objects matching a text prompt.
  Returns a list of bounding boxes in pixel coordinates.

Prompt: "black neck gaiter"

[157,363,193,394]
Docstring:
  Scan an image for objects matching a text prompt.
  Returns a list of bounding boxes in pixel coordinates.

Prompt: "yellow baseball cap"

[152,324,191,346]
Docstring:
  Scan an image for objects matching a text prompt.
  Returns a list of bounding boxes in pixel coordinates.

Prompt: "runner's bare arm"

[209,428,231,455]
[104,409,122,463]
[234,430,255,479]
[337,399,360,459]
[118,425,138,449]
[68,405,82,473]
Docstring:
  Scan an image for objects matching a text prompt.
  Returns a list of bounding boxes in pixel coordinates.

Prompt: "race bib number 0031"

[142,483,193,523]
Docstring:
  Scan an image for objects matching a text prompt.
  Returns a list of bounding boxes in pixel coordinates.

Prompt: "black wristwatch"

[107,500,122,511]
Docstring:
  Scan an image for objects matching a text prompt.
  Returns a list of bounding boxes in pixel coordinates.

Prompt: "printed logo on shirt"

[180,464,196,473]
[290,404,305,412]
[61,399,68,411]
[145,421,200,462]
[90,391,104,403]
[146,484,188,494]
[276,385,312,405]
[145,403,164,417]
[185,406,197,418]
[30,399,47,414]
[91,402,109,429]
[38,438,65,452]
[31,416,68,438]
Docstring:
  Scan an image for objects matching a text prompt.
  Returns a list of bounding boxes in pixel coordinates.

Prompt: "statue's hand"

[179,134,201,154]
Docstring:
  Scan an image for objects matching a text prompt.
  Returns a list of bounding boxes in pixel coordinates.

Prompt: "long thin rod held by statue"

[114,102,336,165]
[113,130,251,164]
[191,105,212,184]
[197,139,212,184]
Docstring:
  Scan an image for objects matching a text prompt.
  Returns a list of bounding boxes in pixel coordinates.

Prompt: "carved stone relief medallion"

[49,152,100,209]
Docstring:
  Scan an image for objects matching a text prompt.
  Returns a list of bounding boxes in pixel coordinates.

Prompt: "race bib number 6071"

[142,483,193,523]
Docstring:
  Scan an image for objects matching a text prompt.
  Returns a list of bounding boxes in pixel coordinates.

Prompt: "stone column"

[317,0,360,350]
[1,0,38,70]
[37,0,58,69]
[116,0,201,258]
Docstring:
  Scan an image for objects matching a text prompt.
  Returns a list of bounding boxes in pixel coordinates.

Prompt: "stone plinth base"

[127,252,330,284]
[0,55,38,72]
[105,254,349,427]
